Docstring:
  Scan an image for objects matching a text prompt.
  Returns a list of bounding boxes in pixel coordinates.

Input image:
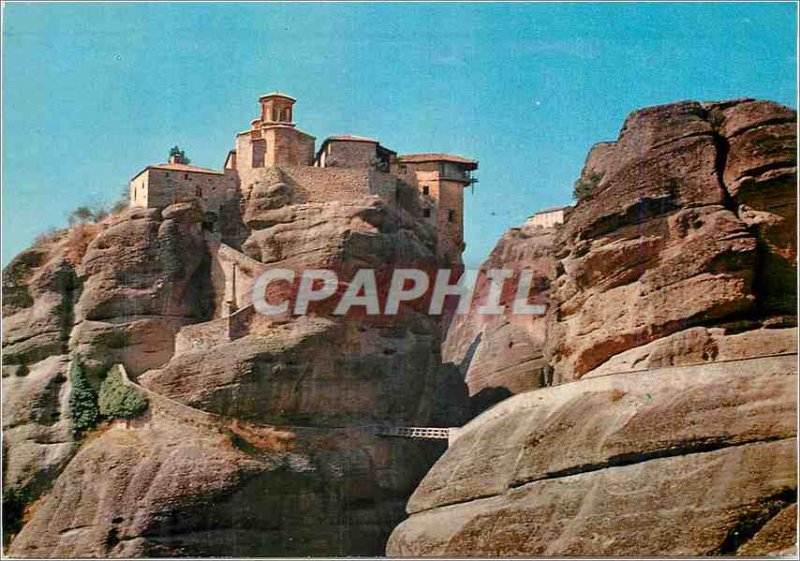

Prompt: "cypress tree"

[68,357,99,435]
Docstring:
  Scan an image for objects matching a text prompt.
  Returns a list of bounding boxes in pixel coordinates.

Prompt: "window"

[196,186,203,198]
[184,173,190,180]
[422,185,429,195]
[423,208,431,218]
[448,210,456,222]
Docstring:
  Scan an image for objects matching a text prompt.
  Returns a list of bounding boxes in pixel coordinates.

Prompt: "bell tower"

[259,92,296,126]
[233,91,316,169]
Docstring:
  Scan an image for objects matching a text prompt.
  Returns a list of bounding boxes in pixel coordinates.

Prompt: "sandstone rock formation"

[2,237,80,366]
[547,99,796,382]
[388,355,797,557]
[4,97,795,558]
[9,367,442,557]
[3,172,463,556]
[442,221,557,414]
[389,98,797,557]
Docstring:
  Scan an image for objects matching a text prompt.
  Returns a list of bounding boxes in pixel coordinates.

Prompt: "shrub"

[64,223,98,266]
[92,208,109,222]
[68,205,94,226]
[2,485,29,540]
[68,357,99,435]
[169,145,191,164]
[573,170,604,201]
[98,365,148,419]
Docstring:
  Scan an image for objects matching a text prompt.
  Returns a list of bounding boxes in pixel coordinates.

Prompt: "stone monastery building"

[130,92,478,263]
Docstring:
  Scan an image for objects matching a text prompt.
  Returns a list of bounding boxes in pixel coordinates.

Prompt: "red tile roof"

[399,153,478,169]
[258,92,296,102]
[131,162,224,180]
[326,134,379,144]
[148,163,223,175]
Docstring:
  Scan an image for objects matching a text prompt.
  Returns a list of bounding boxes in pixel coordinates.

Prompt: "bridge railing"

[377,426,453,440]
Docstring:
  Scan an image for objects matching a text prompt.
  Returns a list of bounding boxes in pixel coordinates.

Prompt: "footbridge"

[376,426,462,445]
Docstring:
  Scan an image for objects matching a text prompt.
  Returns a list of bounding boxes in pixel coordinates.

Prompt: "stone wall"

[318,140,378,169]
[174,317,230,355]
[435,179,465,263]
[235,126,315,171]
[264,127,315,166]
[239,165,408,207]
[131,168,237,214]
[209,239,268,315]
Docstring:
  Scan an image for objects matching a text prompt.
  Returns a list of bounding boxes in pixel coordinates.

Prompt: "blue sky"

[2,2,797,267]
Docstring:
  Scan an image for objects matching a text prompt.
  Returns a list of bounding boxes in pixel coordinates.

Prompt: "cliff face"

[442,221,557,414]
[3,179,465,555]
[547,99,796,382]
[388,98,797,557]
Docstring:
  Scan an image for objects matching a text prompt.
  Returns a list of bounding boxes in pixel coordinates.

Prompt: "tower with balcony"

[394,153,478,264]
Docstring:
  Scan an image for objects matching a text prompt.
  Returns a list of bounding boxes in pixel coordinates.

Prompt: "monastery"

[129,92,478,264]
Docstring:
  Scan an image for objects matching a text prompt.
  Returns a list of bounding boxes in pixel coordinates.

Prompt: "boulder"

[76,208,211,322]
[139,314,449,428]
[242,198,437,275]
[387,355,797,557]
[584,326,797,377]
[2,240,79,365]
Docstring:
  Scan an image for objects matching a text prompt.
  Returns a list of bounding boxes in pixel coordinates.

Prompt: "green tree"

[98,366,148,419]
[68,205,94,226]
[68,357,99,435]
[572,170,604,201]
[168,145,191,164]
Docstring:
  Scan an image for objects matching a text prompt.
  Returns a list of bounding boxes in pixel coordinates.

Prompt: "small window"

[196,186,203,198]
[165,172,170,177]
[184,173,190,180]
[423,208,431,218]
[422,185,429,195]
[448,210,456,222]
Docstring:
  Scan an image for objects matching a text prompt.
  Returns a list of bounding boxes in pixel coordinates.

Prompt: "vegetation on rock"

[98,365,148,419]
[2,485,30,544]
[572,170,603,200]
[68,357,99,435]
